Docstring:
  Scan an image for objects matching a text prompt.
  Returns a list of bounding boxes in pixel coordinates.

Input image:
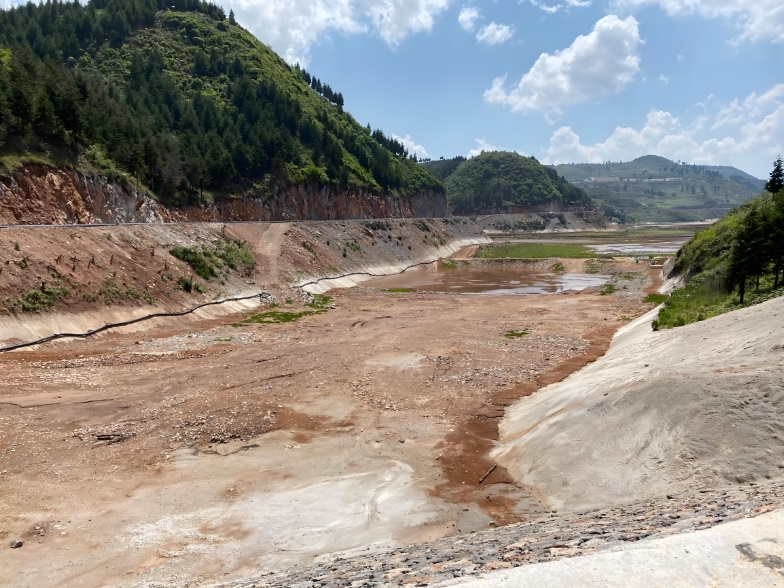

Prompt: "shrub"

[170,246,216,279]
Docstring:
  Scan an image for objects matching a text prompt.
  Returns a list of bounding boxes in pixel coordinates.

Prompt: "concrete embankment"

[0,218,489,344]
[494,296,784,513]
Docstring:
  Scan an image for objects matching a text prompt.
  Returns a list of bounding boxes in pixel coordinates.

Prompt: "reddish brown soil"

[0,252,660,586]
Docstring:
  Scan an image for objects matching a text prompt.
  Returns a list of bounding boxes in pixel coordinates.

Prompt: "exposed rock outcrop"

[0,164,449,225]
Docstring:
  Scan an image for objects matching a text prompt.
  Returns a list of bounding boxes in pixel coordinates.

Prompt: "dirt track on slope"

[0,254,659,587]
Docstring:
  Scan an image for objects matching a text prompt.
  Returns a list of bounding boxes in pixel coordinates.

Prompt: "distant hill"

[442,151,590,215]
[554,155,763,223]
[0,0,443,210]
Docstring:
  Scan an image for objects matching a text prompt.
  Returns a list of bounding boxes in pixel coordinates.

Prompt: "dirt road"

[0,259,658,587]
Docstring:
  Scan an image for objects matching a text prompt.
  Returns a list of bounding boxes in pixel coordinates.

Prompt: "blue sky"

[214,0,783,178]
[2,0,780,177]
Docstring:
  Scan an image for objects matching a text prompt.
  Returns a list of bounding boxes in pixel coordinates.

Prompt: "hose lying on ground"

[0,292,266,353]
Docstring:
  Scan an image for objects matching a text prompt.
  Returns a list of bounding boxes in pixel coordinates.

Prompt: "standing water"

[361,265,609,295]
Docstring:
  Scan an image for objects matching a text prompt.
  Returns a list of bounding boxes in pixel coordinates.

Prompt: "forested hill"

[0,0,443,209]
[440,151,591,214]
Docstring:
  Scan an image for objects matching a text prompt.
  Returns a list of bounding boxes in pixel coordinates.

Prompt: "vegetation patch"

[504,330,529,338]
[491,219,547,232]
[476,243,602,259]
[599,284,617,296]
[384,288,415,293]
[643,293,668,304]
[9,281,69,312]
[170,239,254,280]
[235,309,326,325]
[413,219,430,232]
[306,294,332,308]
[440,259,470,269]
[550,261,566,273]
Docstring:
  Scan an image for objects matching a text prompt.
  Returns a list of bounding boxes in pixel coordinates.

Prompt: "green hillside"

[0,0,442,207]
[654,160,784,329]
[555,156,763,223]
[420,156,466,181]
[442,151,590,214]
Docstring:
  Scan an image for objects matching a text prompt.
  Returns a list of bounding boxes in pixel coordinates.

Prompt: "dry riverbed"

[0,258,659,587]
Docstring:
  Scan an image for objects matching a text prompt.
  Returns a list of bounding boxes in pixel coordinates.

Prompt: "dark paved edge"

[205,479,784,588]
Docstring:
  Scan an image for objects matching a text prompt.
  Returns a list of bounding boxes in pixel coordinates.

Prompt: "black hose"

[0,292,265,353]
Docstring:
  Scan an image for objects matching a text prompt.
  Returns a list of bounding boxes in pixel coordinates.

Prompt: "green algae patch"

[233,309,326,326]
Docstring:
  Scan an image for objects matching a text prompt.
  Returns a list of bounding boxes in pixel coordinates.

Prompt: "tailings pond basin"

[361,265,610,295]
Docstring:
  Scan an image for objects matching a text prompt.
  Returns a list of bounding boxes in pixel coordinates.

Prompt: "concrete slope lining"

[298,236,492,294]
[493,296,784,513]
[434,508,784,588]
[0,291,271,353]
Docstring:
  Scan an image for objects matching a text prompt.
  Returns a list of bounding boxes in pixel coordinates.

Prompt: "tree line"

[294,64,344,108]
[0,0,440,208]
[727,157,784,302]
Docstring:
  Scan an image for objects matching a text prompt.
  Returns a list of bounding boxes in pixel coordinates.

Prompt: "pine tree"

[228,9,236,25]
[766,155,784,194]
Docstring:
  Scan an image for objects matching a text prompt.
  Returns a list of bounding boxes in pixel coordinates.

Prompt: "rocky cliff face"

[0,165,449,225]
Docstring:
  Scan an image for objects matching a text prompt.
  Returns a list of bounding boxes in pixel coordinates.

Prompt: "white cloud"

[712,84,784,129]
[529,0,591,13]
[468,138,502,157]
[530,0,561,14]
[658,73,669,85]
[458,6,480,31]
[542,85,784,177]
[224,0,451,66]
[484,15,641,116]
[476,22,515,45]
[615,0,784,44]
[392,133,430,158]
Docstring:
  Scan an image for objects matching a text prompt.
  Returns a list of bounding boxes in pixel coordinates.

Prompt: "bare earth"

[0,252,659,587]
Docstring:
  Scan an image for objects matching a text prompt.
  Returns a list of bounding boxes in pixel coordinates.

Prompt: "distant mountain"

[554,155,764,223]
[442,151,590,214]
[0,0,443,211]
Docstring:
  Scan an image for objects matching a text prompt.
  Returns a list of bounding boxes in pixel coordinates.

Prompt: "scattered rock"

[10,540,23,549]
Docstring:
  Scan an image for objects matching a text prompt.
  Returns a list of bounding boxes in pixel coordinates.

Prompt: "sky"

[3,0,782,178]
[209,0,782,178]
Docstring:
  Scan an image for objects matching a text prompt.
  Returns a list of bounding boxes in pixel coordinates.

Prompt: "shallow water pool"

[362,265,609,295]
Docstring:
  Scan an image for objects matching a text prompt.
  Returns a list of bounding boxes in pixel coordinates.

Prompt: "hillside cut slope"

[0,0,444,221]
[494,298,784,513]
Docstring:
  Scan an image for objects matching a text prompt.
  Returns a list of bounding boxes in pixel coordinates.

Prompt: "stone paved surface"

[204,479,784,588]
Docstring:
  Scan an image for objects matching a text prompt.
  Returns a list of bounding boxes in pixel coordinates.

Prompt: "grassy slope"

[655,191,783,329]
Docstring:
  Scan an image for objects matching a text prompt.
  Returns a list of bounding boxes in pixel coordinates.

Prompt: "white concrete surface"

[298,236,491,294]
[437,509,784,587]
[494,296,784,512]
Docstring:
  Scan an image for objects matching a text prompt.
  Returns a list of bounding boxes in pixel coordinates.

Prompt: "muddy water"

[362,265,609,294]
[587,239,688,255]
